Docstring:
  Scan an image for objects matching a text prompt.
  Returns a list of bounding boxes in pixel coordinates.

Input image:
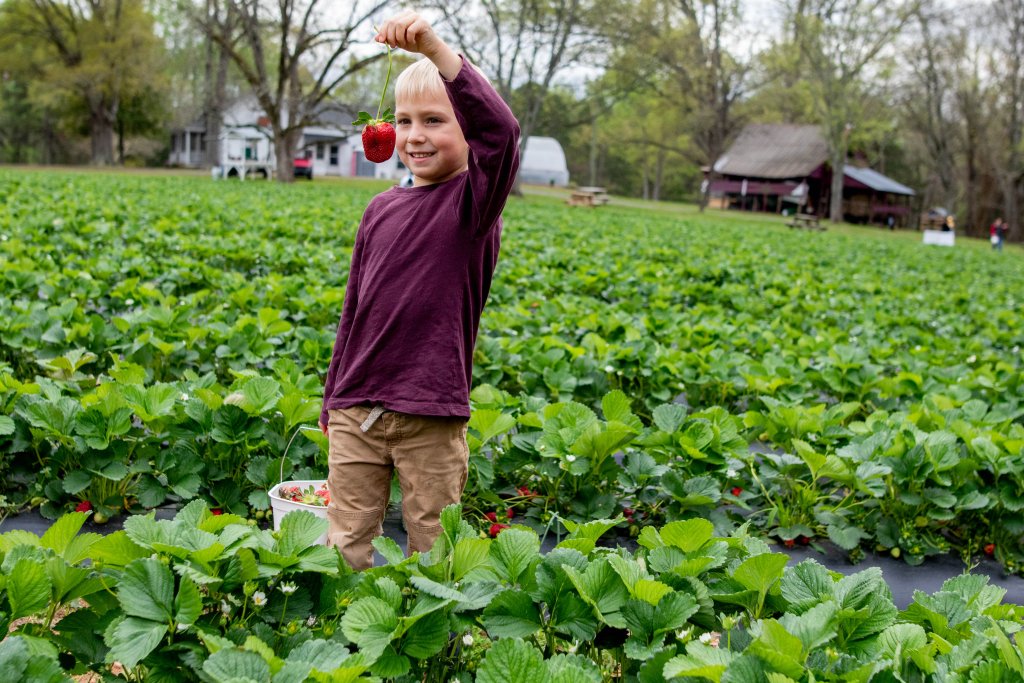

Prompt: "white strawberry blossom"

[699,632,713,644]
[252,591,267,607]
[462,633,473,646]
[565,455,576,463]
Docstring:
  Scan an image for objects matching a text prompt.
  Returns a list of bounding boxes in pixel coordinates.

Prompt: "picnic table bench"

[786,213,825,231]
[567,186,610,207]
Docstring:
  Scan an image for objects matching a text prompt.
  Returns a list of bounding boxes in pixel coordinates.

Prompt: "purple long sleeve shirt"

[320,59,521,424]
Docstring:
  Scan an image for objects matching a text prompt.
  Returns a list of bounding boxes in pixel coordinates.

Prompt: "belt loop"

[360,405,386,432]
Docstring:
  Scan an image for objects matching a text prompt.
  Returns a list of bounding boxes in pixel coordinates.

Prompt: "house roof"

[713,124,828,179]
[843,165,915,196]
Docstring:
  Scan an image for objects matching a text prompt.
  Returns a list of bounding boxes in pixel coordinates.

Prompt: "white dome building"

[520,136,570,187]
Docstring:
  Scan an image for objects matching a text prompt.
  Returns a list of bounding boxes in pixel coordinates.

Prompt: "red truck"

[294,150,314,180]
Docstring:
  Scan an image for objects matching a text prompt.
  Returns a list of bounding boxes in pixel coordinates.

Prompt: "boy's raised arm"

[377,10,520,236]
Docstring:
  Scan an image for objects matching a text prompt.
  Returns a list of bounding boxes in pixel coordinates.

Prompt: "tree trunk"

[829,146,845,222]
[274,129,301,182]
[118,116,125,164]
[588,112,599,187]
[205,46,230,168]
[653,149,665,201]
[90,109,116,165]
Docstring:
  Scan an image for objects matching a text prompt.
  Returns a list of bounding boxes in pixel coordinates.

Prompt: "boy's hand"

[319,420,327,435]
[375,11,440,55]
[375,11,461,79]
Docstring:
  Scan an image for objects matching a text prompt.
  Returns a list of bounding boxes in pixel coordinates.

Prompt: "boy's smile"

[395,93,470,187]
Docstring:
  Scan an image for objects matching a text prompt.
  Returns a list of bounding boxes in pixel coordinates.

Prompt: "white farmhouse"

[168,101,402,180]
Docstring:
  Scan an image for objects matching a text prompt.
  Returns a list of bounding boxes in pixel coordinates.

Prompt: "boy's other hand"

[376,10,444,57]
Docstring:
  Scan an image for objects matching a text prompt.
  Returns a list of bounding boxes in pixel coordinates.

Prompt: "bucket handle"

[279,425,324,487]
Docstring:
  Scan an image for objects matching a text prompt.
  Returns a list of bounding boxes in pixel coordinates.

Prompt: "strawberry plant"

[3,503,1023,680]
[2,170,1024,574]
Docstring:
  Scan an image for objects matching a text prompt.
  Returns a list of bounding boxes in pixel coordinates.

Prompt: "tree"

[0,0,166,164]
[193,0,391,181]
[597,0,751,205]
[791,0,918,222]
[992,0,1024,241]
[898,3,960,214]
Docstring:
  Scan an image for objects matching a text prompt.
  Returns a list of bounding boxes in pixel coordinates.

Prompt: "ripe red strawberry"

[484,511,498,523]
[489,523,510,537]
[357,118,396,163]
[76,500,92,513]
[731,487,743,497]
[984,543,995,555]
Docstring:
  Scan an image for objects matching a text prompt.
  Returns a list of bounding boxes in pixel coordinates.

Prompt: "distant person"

[318,10,520,571]
[990,217,1005,251]
[886,213,895,231]
[942,215,955,232]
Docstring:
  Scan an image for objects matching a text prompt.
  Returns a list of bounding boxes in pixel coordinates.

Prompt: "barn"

[707,124,915,226]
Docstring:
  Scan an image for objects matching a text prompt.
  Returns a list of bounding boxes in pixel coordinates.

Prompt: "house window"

[199,133,206,153]
[317,143,324,160]
[329,145,339,165]
[245,139,259,160]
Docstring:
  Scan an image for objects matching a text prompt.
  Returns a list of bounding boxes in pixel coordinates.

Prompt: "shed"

[707,124,916,226]
[520,136,570,187]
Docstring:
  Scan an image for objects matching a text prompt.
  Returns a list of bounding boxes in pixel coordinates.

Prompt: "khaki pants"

[326,406,469,570]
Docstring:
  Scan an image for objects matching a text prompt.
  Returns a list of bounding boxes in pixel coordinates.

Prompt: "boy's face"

[395,92,469,187]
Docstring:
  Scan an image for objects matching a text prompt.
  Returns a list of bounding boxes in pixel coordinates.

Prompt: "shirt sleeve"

[444,57,521,238]
[320,225,365,427]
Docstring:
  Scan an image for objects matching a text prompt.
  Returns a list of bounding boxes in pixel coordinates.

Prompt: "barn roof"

[843,165,915,196]
[713,124,828,179]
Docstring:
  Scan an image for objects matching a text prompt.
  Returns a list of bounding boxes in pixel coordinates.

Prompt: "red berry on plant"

[505,509,514,520]
[76,501,92,513]
[731,487,743,497]
[783,539,796,548]
[484,511,498,523]
[985,543,995,555]
[211,508,223,516]
[488,523,510,537]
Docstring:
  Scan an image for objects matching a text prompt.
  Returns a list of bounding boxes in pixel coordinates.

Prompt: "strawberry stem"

[376,41,392,121]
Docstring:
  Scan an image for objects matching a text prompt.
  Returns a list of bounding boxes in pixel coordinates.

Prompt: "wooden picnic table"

[786,212,825,231]
[567,186,610,207]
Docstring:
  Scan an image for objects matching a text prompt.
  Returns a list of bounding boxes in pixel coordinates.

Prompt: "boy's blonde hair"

[395,57,489,104]
[395,58,446,103]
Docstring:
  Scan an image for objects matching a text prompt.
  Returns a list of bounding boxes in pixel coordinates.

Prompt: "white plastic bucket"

[268,480,330,545]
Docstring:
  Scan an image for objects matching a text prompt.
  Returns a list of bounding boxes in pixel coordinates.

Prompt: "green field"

[1,170,1023,679]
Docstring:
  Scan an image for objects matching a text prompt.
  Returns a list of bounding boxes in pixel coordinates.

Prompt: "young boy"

[318,11,520,570]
